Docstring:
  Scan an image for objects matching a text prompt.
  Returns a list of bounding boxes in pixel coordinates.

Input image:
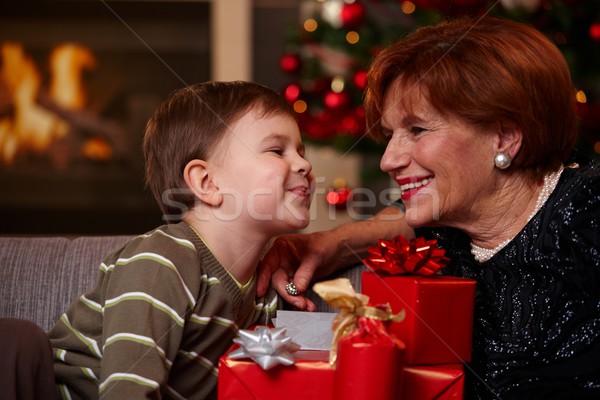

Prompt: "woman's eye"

[410,126,426,135]
[381,129,394,141]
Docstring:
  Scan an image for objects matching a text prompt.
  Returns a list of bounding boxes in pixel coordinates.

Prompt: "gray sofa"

[0,235,133,331]
[0,235,364,332]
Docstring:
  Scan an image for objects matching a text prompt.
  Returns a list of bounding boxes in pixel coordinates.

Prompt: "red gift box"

[401,364,465,399]
[362,271,476,365]
[218,348,334,400]
[334,317,405,400]
[218,348,464,400]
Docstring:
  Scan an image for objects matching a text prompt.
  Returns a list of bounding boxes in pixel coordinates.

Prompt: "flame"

[50,43,96,110]
[0,42,97,165]
[83,137,112,160]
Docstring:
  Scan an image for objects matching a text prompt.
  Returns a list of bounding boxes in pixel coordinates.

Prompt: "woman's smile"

[396,176,434,200]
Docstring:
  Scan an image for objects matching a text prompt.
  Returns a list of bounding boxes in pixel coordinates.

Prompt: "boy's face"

[211,109,314,234]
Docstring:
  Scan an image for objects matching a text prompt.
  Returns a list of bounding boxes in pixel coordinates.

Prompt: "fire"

[50,43,96,111]
[0,42,99,166]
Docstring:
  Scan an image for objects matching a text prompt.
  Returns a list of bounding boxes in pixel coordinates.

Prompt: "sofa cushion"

[0,236,132,331]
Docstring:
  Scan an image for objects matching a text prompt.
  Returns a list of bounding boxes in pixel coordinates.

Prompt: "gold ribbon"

[313,278,405,365]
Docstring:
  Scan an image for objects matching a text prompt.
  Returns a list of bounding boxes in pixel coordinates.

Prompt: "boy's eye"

[269,148,284,155]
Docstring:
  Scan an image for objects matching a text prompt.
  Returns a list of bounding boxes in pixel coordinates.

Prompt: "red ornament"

[326,187,352,208]
[363,236,450,276]
[338,106,365,135]
[283,83,301,103]
[340,1,366,30]
[301,111,336,139]
[341,113,360,135]
[351,106,366,135]
[590,22,600,41]
[279,53,301,74]
[353,69,368,90]
[324,90,350,109]
[354,105,365,118]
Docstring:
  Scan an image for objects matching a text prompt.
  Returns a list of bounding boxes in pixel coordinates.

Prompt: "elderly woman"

[258,17,600,399]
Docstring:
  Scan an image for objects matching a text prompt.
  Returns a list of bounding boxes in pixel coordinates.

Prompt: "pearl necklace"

[470,167,563,263]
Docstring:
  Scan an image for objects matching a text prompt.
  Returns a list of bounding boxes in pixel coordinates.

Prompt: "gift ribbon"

[229,326,300,370]
[363,235,450,276]
[313,278,404,365]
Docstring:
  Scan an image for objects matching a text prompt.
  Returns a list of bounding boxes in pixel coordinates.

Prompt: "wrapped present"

[334,317,405,400]
[313,278,405,400]
[219,350,464,400]
[218,348,334,400]
[275,310,336,350]
[218,325,333,399]
[401,364,465,399]
[363,235,450,276]
[228,326,300,370]
[362,236,476,365]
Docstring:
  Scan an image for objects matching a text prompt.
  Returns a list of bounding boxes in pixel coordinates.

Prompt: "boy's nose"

[296,156,312,177]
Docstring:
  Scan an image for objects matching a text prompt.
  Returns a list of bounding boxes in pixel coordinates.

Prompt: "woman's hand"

[257,206,412,311]
[257,231,341,311]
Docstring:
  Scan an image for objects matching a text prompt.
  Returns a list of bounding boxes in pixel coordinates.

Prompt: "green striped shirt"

[50,222,277,399]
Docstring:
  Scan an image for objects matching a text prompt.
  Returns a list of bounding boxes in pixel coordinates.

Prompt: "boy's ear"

[495,120,523,160]
[183,159,223,207]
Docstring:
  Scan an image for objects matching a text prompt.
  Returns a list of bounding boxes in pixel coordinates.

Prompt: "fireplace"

[0,1,211,234]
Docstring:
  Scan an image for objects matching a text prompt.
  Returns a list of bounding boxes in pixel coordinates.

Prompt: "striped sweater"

[49,222,277,399]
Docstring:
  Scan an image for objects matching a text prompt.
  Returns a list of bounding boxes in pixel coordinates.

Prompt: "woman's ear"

[495,120,523,160]
[183,159,223,206]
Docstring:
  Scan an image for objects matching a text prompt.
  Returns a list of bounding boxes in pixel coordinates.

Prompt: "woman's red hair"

[364,16,578,180]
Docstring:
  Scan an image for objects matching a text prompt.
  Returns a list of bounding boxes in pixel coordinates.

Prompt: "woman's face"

[379,83,497,228]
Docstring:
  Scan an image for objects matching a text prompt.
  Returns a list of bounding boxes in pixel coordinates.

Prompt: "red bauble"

[301,111,336,139]
[351,106,366,135]
[326,187,352,208]
[340,115,358,135]
[353,69,368,90]
[590,22,600,42]
[324,90,350,109]
[284,83,301,103]
[354,105,365,118]
[339,107,366,135]
[279,53,301,74]
[340,1,366,30]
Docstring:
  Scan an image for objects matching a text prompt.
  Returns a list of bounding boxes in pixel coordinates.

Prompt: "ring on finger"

[285,282,300,296]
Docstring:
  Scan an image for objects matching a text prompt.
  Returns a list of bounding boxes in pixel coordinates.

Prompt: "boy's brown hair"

[143,81,296,219]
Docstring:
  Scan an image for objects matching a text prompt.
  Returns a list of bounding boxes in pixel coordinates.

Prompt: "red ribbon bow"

[363,236,450,276]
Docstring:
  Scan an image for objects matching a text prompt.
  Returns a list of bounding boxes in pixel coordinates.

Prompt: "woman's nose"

[380,140,410,173]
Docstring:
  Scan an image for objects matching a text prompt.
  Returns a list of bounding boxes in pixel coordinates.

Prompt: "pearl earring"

[494,152,512,169]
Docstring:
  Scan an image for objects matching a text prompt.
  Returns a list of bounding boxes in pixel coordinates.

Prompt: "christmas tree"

[279,0,600,162]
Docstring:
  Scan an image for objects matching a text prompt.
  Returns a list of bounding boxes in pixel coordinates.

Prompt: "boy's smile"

[212,109,314,233]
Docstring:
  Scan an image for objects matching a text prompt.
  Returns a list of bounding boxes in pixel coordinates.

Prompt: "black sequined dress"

[417,163,600,399]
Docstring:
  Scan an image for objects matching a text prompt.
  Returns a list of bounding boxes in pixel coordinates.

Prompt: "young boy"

[47,81,314,399]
